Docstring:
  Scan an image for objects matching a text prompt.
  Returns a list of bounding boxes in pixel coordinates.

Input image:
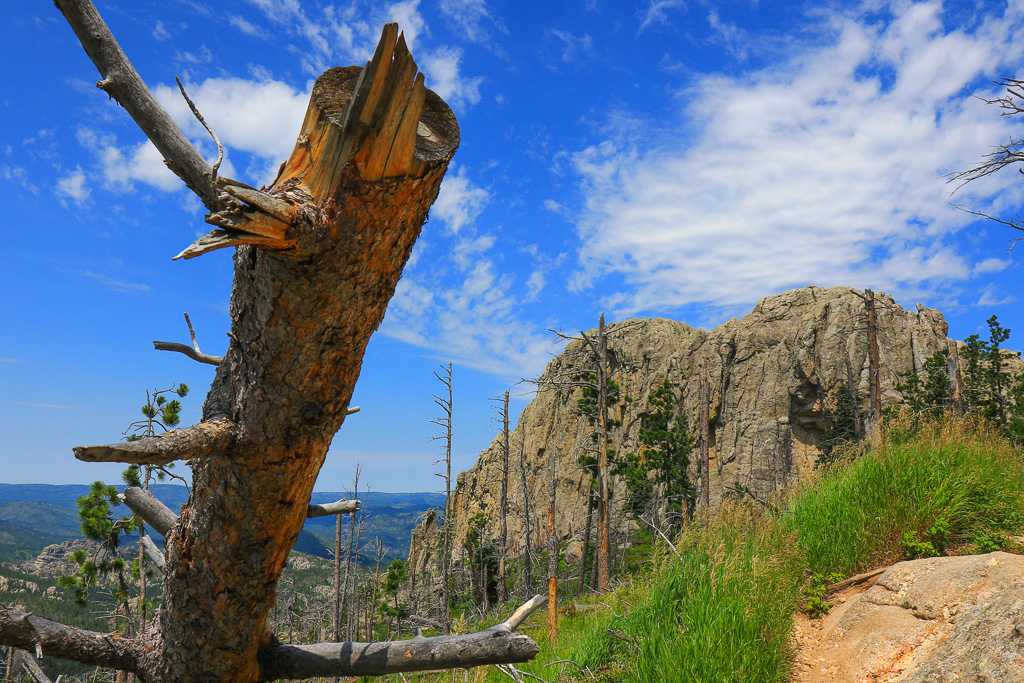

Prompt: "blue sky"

[3,0,1024,492]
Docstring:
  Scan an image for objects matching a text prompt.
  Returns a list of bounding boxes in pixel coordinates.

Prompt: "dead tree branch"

[153,313,223,365]
[0,606,141,675]
[72,418,239,465]
[121,487,178,536]
[257,596,546,680]
[53,0,219,209]
[306,500,360,517]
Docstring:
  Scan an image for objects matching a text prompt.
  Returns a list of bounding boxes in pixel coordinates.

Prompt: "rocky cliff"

[408,286,954,577]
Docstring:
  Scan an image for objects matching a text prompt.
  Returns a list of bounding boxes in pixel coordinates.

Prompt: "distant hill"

[0,484,443,564]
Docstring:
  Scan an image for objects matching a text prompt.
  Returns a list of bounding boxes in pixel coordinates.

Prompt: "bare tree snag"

[517,438,534,596]
[594,314,611,593]
[153,313,224,366]
[854,289,884,443]
[948,341,964,417]
[498,390,510,603]
[0,4,529,681]
[546,449,558,642]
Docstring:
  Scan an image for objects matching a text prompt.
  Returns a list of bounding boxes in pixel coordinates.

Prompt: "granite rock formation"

[793,551,1024,682]
[409,286,954,578]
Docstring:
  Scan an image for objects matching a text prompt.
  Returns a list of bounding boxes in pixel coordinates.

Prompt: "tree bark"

[0,6,546,682]
[498,390,510,604]
[948,341,964,417]
[577,490,593,597]
[0,607,140,674]
[259,595,545,680]
[517,438,534,597]
[546,448,558,642]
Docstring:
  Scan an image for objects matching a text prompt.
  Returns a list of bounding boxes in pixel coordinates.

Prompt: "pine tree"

[616,380,695,533]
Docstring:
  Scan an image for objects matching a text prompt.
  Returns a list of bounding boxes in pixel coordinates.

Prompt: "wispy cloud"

[381,169,556,377]
[55,165,90,207]
[571,1,1024,315]
[439,0,507,45]
[78,270,151,293]
[0,358,25,364]
[548,29,595,64]
[229,14,268,38]
[14,401,76,410]
[639,0,686,33]
[431,166,490,234]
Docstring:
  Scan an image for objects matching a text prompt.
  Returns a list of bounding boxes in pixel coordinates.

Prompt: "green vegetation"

[790,416,1024,577]
[615,380,696,532]
[390,414,1024,683]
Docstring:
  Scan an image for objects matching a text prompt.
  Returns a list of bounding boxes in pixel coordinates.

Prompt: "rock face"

[26,539,97,577]
[794,552,1024,682]
[409,286,954,577]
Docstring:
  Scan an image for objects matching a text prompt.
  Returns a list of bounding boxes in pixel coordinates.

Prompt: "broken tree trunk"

[0,4,543,681]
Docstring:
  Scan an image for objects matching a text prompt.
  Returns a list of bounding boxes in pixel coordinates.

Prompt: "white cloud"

[152,20,171,41]
[431,167,490,234]
[78,270,151,293]
[13,402,77,410]
[55,166,90,206]
[76,128,181,193]
[229,15,268,38]
[571,1,1024,314]
[420,46,483,110]
[439,0,506,44]
[154,77,309,183]
[548,29,594,64]
[639,0,686,33]
[975,283,1016,307]
[974,257,1011,275]
[383,166,556,377]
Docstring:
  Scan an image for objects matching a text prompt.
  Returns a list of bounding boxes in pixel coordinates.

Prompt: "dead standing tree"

[0,3,544,681]
[544,314,640,593]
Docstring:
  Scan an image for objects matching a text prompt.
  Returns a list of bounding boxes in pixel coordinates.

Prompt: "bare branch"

[306,499,360,518]
[175,76,223,188]
[141,534,166,570]
[257,595,546,680]
[54,0,219,210]
[503,593,547,631]
[0,605,141,674]
[73,418,239,465]
[121,487,179,536]
[152,341,223,366]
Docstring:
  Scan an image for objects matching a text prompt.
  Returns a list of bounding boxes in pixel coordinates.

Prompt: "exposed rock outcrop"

[793,551,1024,682]
[25,539,97,577]
[409,286,954,576]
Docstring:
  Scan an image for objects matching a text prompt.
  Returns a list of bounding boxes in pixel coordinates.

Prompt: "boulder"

[794,552,1024,682]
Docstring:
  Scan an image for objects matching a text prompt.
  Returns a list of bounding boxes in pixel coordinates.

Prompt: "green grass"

[321,416,1024,683]
[788,416,1024,577]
